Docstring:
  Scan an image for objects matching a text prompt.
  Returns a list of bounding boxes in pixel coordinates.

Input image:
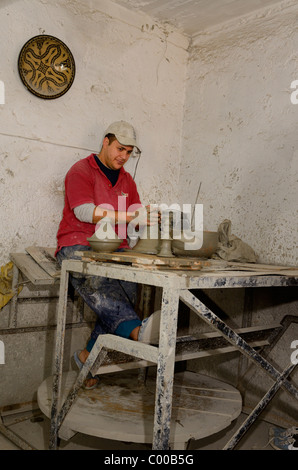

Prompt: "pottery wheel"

[37,370,242,448]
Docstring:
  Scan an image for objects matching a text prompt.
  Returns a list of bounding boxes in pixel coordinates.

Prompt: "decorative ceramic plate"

[18,35,75,99]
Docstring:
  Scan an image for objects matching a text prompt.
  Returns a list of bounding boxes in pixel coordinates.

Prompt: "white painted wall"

[0,0,188,264]
[179,2,298,265]
[0,0,297,420]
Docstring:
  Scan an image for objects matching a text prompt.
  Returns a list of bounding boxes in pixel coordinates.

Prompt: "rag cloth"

[212,219,258,263]
[0,262,22,310]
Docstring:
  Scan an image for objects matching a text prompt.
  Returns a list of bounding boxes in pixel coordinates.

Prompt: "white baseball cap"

[104,121,141,152]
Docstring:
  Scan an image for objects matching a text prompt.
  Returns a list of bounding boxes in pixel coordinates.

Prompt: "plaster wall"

[0,0,188,407]
[179,2,298,266]
[0,0,188,265]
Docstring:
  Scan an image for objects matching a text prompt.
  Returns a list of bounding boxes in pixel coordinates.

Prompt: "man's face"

[101,137,133,170]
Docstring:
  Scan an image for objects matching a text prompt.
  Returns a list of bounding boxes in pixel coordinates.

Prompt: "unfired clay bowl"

[172,231,218,258]
[87,236,122,253]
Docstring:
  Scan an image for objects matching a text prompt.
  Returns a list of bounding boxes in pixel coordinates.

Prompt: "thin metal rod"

[223,362,297,450]
[191,182,202,229]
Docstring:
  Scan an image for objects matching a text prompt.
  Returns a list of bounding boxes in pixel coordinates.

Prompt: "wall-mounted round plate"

[18,35,75,99]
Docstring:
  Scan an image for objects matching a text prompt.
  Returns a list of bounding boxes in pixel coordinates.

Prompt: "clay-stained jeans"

[56,245,141,351]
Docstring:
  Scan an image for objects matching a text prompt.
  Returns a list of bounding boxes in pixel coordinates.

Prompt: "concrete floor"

[0,407,276,451]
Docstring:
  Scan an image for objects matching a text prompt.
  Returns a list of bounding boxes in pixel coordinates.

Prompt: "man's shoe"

[269,426,298,450]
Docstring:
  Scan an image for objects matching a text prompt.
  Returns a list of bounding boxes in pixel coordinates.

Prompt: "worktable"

[47,250,298,450]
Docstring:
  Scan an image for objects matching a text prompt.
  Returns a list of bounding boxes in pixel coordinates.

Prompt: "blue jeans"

[56,245,142,351]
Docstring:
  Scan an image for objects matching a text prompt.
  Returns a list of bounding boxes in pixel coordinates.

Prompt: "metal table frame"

[50,258,298,450]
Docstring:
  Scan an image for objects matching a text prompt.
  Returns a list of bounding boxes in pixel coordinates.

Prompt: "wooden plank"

[80,250,211,269]
[202,260,298,276]
[10,253,56,286]
[225,261,298,271]
[25,246,60,278]
[130,263,203,271]
[200,269,298,277]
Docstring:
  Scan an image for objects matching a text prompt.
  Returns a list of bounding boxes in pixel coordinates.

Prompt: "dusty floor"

[0,407,277,451]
